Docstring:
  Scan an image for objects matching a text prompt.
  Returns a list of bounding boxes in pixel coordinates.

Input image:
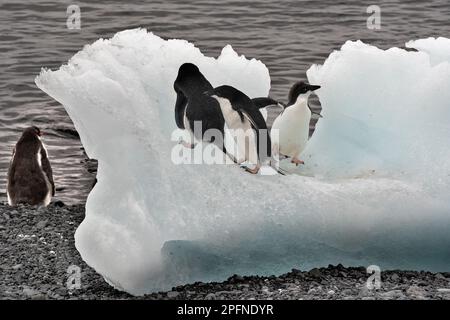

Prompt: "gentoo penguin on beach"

[270,81,321,166]
[7,126,55,207]
[173,63,271,174]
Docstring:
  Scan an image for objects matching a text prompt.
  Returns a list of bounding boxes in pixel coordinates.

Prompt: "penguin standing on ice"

[212,85,272,174]
[173,63,225,149]
[7,126,55,207]
[270,81,321,166]
[173,63,271,174]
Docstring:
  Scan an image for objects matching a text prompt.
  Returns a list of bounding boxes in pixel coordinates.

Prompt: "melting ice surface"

[36,29,450,295]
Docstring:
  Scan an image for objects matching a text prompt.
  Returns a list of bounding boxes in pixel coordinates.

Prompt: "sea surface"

[0,0,449,204]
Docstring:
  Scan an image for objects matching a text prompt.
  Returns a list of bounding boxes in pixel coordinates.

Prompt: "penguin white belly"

[6,150,15,206]
[182,103,199,145]
[6,190,12,206]
[212,96,258,166]
[183,105,191,135]
[37,145,52,207]
[41,176,52,207]
[271,105,311,158]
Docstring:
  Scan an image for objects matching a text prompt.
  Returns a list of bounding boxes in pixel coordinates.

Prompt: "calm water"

[0,0,449,204]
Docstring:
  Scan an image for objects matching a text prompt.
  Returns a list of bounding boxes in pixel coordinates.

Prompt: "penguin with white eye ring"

[7,126,55,207]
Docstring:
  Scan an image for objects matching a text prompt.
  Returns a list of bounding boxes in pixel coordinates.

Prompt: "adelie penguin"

[269,81,321,166]
[7,126,55,207]
[212,85,272,174]
[174,63,224,149]
[173,63,271,174]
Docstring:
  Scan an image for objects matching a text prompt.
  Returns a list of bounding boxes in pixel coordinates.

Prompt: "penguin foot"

[245,166,260,174]
[179,140,196,149]
[240,164,260,174]
[291,157,304,166]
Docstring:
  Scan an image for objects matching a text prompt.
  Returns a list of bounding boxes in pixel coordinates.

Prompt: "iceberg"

[36,30,450,295]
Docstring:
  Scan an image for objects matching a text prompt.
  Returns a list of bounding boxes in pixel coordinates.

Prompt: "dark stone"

[309,268,322,278]
[53,200,65,208]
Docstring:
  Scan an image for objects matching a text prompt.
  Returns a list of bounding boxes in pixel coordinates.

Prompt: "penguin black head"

[14,126,44,156]
[174,63,213,94]
[177,63,201,77]
[21,126,42,140]
[31,126,42,136]
[8,125,55,207]
[288,81,321,105]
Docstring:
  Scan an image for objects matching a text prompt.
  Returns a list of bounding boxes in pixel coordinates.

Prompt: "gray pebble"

[22,287,40,297]
[166,291,179,298]
[309,268,322,278]
[390,273,400,281]
[205,293,216,300]
[36,220,48,229]
[437,288,450,293]
[380,290,405,299]
[436,273,448,280]
[406,285,427,299]
[55,288,68,296]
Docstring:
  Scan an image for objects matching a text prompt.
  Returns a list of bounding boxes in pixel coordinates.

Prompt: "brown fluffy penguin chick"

[7,126,55,207]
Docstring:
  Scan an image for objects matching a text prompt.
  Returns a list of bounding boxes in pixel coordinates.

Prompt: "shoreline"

[1,202,449,300]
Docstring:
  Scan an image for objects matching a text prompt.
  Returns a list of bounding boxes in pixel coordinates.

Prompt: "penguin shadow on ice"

[173,63,276,175]
[253,81,322,173]
[6,126,55,207]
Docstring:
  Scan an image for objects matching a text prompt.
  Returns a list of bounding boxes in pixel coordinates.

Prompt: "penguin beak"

[307,84,321,92]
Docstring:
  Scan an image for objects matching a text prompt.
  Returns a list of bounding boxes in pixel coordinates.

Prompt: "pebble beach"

[1,202,449,300]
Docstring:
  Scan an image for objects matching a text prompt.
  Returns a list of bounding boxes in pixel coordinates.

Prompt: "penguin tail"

[252,97,280,109]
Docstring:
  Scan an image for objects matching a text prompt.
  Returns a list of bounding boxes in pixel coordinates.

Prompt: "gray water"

[1,0,449,204]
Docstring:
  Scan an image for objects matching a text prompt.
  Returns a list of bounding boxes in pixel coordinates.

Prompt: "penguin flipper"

[40,147,55,196]
[240,110,258,130]
[252,97,287,111]
[235,99,269,132]
[252,97,279,109]
[237,107,272,159]
[214,86,268,131]
[174,89,188,129]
